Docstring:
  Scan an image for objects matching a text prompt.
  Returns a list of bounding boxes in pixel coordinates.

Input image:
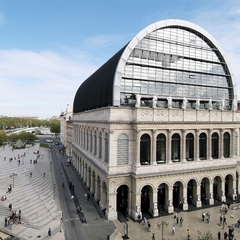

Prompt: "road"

[50,149,88,240]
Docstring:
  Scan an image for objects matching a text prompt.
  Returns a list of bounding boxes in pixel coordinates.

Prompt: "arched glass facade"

[120,25,234,110]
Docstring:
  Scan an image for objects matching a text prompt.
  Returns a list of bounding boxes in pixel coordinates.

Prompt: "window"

[94,131,97,156]
[156,134,166,164]
[105,133,109,164]
[171,133,180,162]
[186,133,194,161]
[140,134,151,165]
[223,132,230,158]
[117,134,129,165]
[99,132,102,159]
[199,133,207,160]
[211,132,219,159]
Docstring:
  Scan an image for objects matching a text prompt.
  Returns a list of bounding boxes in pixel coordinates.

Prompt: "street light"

[10,172,17,188]
[220,204,228,229]
[157,220,169,240]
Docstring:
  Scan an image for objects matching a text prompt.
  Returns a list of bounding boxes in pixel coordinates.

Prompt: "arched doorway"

[201,177,210,205]
[141,185,152,214]
[187,179,197,206]
[117,185,129,218]
[172,181,183,209]
[225,174,233,200]
[213,176,222,202]
[157,183,168,212]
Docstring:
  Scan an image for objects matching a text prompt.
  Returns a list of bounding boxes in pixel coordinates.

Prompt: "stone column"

[151,191,159,217]
[182,185,188,211]
[167,130,172,163]
[106,192,118,220]
[221,181,226,203]
[209,183,214,205]
[220,129,224,159]
[195,130,200,161]
[182,130,187,162]
[134,130,141,167]
[152,130,157,165]
[230,129,236,158]
[167,188,174,213]
[208,129,212,160]
[196,184,202,208]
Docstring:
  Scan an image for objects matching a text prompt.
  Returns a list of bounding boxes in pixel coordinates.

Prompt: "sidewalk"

[0,144,65,240]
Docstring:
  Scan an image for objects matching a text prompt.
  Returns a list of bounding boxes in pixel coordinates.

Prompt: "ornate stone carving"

[172,111,182,117]
[141,110,153,116]
[157,111,167,117]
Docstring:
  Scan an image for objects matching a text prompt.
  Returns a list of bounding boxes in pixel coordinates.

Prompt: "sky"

[0,0,240,119]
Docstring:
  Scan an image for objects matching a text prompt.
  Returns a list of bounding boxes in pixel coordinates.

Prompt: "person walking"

[152,233,155,240]
[9,203,12,211]
[107,233,110,240]
[202,212,205,221]
[187,228,191,240]
[224,231,227,240]
[176,216,179,224]
[218,231,221,240]
[48,228,51,238]
[148,221,152,232]
[172,225,175,235]
[180,217,183,227]
[62,183,65,190]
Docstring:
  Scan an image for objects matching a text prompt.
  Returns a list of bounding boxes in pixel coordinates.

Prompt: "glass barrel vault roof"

[73,19,236,113]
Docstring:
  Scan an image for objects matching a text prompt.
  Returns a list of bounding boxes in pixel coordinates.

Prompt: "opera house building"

[71,19,240,220]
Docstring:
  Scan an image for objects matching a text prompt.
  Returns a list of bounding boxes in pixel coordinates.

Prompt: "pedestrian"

[220,216,223,225]
[9,203,12,211]
[137,213,141,223]
[224,231,228,240]
[187,228,191,240]
[176,216,179,224]
[107,233,110,240]
[174,211,177,219]
[238,218,240,228]
[30,172,32,178]
[152,233,155,240]
[172,225,175,235]
[143,216,147,224]
[218,231,221,240]
[223,217,227,225]
[148,221,152,232]
[71,195,74,201]
[43,172,45,177]
[202,212,205,221]
[62,183,65,190]
[48,228,51,237]
[9,221,12,230]
[180,217,183,227]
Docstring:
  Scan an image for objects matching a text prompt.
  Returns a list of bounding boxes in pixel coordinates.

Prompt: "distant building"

[69,19,240,221]
[60,104,73,156]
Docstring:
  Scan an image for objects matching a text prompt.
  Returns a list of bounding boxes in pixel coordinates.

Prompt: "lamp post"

[10,172,17,188]
[220,204,228,229]
[158,220,169,240]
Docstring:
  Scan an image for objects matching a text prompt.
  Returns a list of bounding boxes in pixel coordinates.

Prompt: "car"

[67,158,72,163]
[46,139,53,143]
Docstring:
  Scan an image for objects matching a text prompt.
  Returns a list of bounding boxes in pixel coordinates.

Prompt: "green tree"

[49,120,60,134]
[197,230,213,240]
[0,130,7,144]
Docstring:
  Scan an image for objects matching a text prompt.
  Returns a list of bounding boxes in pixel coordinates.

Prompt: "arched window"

[104,133,109,164]
[223,132,230,158]
[186,133,194,161]
[94,131,97,156]
[140,134,151,165]
[156,134,166,164]
[99,132,102,159]
[90,130,92,152]
[211,132,219,159]
[199,133,207,160]
[86,130,89,150]
[117,134,129,165]
[171,133,180,162]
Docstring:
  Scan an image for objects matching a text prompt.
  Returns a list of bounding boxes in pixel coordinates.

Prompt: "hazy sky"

[0,0,240,119]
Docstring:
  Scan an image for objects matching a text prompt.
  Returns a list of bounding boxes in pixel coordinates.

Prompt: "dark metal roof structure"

[73,45,127,113]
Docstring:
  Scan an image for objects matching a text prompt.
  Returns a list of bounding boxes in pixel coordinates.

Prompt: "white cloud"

[0,49,98,118]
